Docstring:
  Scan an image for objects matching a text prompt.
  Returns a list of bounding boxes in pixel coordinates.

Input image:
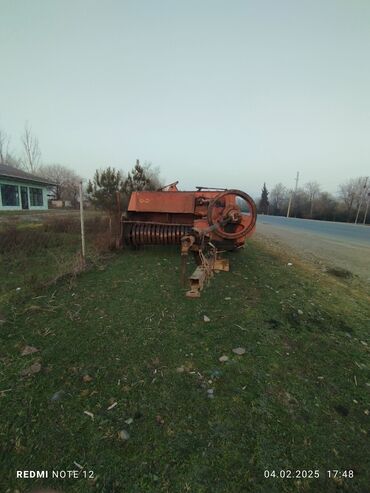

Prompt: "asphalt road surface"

[258,215,370,247]
[256,215,370,281]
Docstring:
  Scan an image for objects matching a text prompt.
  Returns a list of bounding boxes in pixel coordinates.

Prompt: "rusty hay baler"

[120,182,257,297]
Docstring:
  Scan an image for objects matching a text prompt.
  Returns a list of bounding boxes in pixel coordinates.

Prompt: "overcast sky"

[1,0,369,196]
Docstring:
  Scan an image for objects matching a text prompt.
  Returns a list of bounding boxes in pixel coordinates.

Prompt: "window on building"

[29,187,44,206]
[1,184,20,206]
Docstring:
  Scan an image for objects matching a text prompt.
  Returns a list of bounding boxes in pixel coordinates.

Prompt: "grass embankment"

[0,213,109,307]
[0,240,369,492]
[0,230,81,305]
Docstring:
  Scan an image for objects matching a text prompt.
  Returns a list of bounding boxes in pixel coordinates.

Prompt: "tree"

[122,159,162,206]
[293,188,311,218]
[258,183,269,214]
[270,183,288,215]
[0,129,10,164]
[354,177,369,223]
[304,181,321,218]
[315,192,337,221]
[0,128,23,168]
[123,160,152,195]
[142,161,163,190]
[39,163,81,206]
[86,167,124,230]
[4,153,22,168]
[21,122,41,173]
[338,178,364,222]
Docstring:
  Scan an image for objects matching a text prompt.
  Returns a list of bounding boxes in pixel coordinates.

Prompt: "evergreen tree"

[259,183,269,214]
[123,159,153,196]
[86,167,124,219]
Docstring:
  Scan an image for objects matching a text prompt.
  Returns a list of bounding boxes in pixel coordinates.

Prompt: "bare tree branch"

[0,129,10,164]
[21,122,41,173]
[304,181,321,217]
[39,163,82,205]
[338,177,365,221]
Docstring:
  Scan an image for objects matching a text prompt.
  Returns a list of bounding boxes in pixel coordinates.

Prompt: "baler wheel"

[207,189,257,240]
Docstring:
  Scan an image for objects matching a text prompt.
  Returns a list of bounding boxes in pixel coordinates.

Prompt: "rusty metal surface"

[207,189,257,240]
[121,183,257,297]
[214,258,229,272]
[128,191,195,214]
[186,266,206,298]
[123,222,192,246]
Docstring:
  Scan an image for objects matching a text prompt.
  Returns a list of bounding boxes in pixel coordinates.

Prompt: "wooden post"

[116,190,121,217]
[79,181,86,261]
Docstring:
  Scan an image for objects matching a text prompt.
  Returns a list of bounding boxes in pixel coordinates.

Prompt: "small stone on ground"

[232,347,246,355]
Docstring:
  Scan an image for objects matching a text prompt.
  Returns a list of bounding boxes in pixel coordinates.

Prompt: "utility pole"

[355,176,368,224]
[286,171,299,218]
[363,191,370,225]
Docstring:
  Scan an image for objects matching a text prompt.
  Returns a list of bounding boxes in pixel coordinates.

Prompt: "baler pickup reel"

[120,184,257,297]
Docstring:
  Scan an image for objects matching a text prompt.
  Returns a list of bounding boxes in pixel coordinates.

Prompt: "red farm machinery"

[120,182,257,297]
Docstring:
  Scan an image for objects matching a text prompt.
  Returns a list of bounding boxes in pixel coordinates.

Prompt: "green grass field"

[0,212,109,308]
[0,240,369,492]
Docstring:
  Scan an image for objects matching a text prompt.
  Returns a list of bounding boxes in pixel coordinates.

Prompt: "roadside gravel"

[256,222,370,282]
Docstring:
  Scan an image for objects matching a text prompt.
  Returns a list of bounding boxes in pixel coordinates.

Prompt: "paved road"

[257,215,370,247]
[256,215,370,281]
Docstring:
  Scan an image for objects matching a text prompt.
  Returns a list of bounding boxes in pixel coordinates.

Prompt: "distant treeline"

[257,178,369,224]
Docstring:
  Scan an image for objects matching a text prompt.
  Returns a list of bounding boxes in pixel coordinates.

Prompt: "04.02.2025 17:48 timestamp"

[263,470,354,479]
